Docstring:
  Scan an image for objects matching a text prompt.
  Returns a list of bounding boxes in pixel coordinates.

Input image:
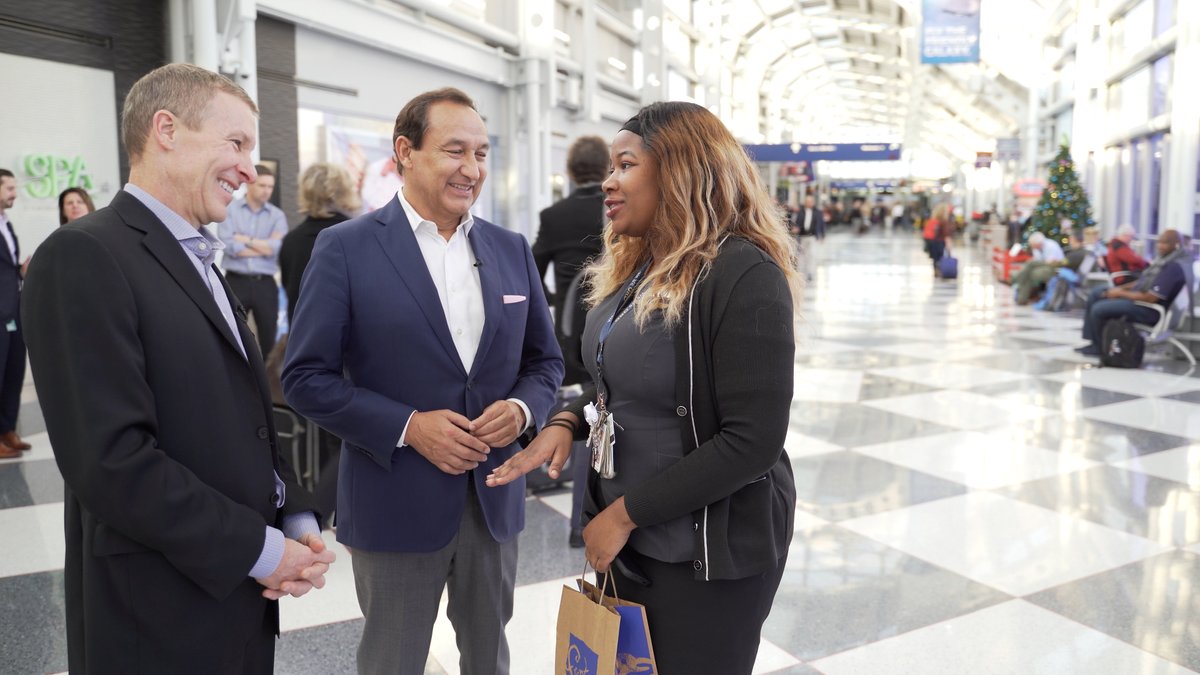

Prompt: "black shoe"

[568,529,584,548]
[1077,345,1101,356]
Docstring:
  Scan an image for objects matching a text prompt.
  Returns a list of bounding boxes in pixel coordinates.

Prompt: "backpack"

[1100,318,1144,368]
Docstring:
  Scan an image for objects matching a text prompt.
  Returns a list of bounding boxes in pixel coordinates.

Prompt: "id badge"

[4,320,15,333]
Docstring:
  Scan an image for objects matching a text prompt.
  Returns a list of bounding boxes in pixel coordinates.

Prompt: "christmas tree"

[1024,143,1095,247]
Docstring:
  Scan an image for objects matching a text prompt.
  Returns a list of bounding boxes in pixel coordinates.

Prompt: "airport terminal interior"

[3,0,1200,672]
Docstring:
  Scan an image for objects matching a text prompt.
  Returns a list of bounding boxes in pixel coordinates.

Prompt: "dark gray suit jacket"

[22,191,315,673]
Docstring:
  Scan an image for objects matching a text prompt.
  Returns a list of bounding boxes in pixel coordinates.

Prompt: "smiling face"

[601,130,658,238]
[396,101,488,231]
[167,91,258,226]
[62,191,90,222]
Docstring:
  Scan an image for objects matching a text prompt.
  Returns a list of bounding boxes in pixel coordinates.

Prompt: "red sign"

[1012,178,1046,198]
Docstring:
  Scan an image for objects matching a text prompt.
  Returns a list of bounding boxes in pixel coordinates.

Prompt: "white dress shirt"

[395,189,530,446]
[0,214,16,263]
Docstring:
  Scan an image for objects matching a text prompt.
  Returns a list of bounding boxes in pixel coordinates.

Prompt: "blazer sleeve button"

[675,406,687,417]
[693,560,703,571]
[257,426,269,440]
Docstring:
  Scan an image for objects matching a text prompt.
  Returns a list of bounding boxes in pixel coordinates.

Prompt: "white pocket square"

[502,294,527,304]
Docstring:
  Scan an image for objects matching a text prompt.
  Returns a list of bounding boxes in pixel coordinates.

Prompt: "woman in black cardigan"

[487,101,799,674]
[279,162,361,324]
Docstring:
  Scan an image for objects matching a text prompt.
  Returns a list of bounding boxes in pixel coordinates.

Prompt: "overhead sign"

[779,161,815,182]
[996,137,1021,161]
[744,143,903,162]
[975,152,993,169]
[1012,178,1046,198]
[831,180,901,190]
[921,0,981,64]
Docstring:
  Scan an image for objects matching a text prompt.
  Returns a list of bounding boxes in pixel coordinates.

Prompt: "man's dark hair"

[254,164,274,178]
[0,169,12,181]
[392,88,476,174]
[567,136,608,184]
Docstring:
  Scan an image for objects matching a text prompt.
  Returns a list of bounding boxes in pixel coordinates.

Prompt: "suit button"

[270,493,282,507]
[693,560,703,571]
[467,380,474,390]
[676,406,687,417]
[693,522,699,532]
[256,426,269,440]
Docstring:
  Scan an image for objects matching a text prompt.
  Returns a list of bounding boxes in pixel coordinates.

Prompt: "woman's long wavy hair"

[583,101,801,328]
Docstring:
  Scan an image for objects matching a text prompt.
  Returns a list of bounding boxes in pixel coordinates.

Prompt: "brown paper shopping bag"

[556,576,620,675]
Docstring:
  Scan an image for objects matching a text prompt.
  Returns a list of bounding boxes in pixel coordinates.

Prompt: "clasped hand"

[256,533,336,600]
[408,401,526,475]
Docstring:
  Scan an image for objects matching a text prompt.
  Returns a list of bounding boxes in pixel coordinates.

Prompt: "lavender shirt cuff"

[249,526,285,579]
[283,512,321,541]
[248,513,321,579]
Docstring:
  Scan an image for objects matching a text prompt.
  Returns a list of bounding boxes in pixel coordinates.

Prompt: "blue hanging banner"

[921,0,981,64]
[743,143,902,162]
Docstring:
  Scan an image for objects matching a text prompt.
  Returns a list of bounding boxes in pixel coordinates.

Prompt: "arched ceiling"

[715,0,1048,175]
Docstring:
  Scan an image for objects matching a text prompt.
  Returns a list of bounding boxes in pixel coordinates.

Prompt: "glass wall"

[1151,55,1172,117]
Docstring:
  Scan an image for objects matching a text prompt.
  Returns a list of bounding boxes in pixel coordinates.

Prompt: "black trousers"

[226,273,278,359]
[0,322,25,432]
[604,548,787,675]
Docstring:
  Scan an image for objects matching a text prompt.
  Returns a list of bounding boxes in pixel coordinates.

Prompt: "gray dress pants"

[351,479,518,675]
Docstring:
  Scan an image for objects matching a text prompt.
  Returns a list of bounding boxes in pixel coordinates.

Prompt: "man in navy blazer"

[0,169,29,459]
[283,88,563,675]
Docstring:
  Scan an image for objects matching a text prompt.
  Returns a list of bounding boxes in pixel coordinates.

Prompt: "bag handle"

[580,557,621,603]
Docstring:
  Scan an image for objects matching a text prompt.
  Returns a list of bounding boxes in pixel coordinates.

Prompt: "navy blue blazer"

[282,197,563,552]
[0,219,21,322]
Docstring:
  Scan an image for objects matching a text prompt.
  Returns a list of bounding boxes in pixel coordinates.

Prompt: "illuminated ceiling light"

[607,57,628,72]
[554,30,570,44]
[646,16,661,31]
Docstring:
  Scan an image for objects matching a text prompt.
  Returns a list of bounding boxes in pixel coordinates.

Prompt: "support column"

[1165,0,1200,237]
[640,0,666,104]
[512,0,554,238]
[191,0,219,71]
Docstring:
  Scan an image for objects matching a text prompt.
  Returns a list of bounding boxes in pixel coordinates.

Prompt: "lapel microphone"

[473,259,483,268]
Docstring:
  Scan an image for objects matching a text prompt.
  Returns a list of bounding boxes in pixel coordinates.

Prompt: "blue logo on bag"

[565,633,599,675]
[614,606,656,674]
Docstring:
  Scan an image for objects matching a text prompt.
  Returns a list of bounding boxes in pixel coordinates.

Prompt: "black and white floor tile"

[4,229,1200,674]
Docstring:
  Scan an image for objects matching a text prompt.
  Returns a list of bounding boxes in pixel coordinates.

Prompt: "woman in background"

[279,162,362,323]
[924,202,954,274]
[58,187,95,225]
[487,101,799,674]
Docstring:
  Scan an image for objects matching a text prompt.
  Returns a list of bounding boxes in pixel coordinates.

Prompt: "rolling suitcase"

[937,255,958,279]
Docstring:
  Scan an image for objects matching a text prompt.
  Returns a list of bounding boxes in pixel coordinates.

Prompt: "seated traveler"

[1104,224,1148,285]
[1012,231,1066,305]
[1076,229,1190,356]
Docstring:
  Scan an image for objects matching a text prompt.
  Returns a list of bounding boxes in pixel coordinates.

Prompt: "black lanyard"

[594,259,652,402]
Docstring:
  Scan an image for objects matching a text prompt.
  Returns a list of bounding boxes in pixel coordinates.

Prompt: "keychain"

[584,399,618,479]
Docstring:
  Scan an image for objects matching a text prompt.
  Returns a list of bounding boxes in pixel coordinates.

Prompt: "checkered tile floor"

[5,230,1200,674]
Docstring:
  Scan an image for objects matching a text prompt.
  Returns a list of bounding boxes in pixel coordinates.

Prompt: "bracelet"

[545,419,577,433]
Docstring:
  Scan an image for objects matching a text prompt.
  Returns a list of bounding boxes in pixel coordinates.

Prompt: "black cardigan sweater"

[567,237,797,581]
